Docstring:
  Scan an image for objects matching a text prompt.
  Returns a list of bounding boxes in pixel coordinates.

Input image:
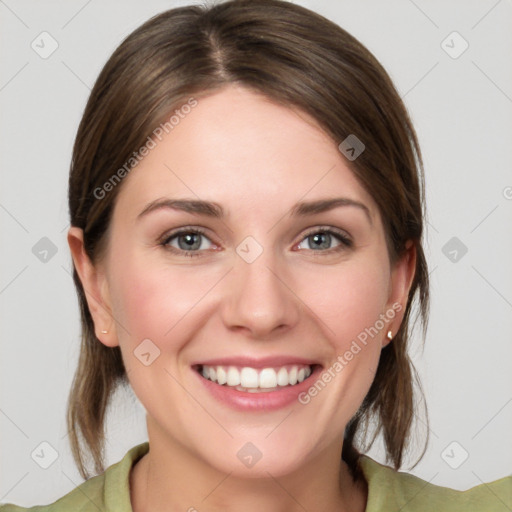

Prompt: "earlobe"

[67,226,119,347]
[381,329,394,349]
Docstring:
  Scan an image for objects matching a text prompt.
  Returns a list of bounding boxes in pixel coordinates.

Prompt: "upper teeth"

[201,364,312,389]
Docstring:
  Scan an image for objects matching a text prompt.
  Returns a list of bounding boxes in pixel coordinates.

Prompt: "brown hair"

[67,0,430,481]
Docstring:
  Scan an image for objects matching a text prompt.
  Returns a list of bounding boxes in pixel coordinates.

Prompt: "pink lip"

[191,355,321,369]
[192,363,323,412]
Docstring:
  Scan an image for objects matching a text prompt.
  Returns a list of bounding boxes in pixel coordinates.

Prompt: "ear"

[382,240,417,348]
[67,226,119,347]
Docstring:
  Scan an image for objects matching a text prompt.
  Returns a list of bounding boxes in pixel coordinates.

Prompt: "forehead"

[112,85,378,224]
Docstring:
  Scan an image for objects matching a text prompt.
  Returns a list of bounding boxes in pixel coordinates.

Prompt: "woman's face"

[72,84,414,477]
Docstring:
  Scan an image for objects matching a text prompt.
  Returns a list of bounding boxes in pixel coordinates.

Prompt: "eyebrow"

[137,197,372,224]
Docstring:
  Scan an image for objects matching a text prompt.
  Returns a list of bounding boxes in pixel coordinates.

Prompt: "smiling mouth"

[193,363,320,393]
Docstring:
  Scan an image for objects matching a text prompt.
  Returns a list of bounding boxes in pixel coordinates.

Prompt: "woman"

[1,0,510,510]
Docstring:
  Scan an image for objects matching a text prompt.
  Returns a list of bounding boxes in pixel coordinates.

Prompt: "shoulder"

[0,442,149,512]
[359,454,512,512]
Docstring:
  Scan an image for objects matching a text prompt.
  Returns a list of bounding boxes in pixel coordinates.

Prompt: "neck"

[130,427,367,512]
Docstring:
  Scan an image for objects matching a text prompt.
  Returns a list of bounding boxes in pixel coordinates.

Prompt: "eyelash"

[159,226,353,258]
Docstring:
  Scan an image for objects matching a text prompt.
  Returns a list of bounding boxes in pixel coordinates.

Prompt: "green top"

[1,442,511,511]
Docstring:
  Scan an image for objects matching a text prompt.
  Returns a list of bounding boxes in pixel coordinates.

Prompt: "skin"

[68,84,416,512]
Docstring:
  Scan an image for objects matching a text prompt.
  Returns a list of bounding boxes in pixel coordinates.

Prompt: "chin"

[194,433,317,479]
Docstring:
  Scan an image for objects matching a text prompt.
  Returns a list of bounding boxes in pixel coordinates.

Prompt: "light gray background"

[1,0,511,506]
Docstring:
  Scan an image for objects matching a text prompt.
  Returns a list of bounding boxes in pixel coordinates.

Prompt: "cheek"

[108,250,223,347]
[296,255,389,405]
[299,255,390,347]
[106,253,217,415]
[289,257,390,444]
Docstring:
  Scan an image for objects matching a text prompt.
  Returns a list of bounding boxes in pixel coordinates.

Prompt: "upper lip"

[192,356,321,369]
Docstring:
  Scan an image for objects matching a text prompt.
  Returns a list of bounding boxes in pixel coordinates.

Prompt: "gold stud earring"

[386,330,393,341]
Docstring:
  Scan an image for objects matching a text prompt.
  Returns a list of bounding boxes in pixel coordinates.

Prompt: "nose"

[220,248,301,339]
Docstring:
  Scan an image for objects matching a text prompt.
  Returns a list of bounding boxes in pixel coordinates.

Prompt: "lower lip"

[193,365,323,411]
